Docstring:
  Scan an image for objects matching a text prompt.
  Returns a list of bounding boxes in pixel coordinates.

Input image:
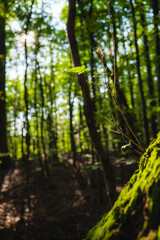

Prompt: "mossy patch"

[84,133,160,240]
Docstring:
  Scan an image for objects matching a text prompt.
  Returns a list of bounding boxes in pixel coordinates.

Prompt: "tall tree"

[140,5,157,138]
[152,0,160,105]
[110,1,135,137]
[0,0,10,168]
[67,0,117,206]
[130,0,149,145]
[23,0,35,211]
[34,35,44,174]
[68,81,77,165]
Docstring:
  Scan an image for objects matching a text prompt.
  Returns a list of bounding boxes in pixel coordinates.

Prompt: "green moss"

[84,133,160,240]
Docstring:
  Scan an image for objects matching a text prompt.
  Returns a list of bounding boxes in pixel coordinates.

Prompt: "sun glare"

[15,31,36,47]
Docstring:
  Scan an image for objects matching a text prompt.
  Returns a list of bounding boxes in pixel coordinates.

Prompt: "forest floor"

[0,153,137,240]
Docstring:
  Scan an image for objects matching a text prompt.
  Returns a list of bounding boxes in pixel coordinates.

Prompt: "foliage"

[68,65,87,75]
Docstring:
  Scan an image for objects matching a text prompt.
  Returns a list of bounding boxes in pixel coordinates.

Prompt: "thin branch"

[25,0,35,34]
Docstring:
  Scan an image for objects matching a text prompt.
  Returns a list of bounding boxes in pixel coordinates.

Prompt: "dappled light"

[0,0,160,239]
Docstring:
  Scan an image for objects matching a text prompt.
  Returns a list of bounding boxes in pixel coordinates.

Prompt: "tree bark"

[110,1,136,139]
[34,53,44,174]
[88,0,96,99]
[67,0,117,206]
[69,82,77,166]
[130,0,149,145]
[23,0,35,211]
[0,2,10,168]
[141,10,157,138]
[152,0,160,105]
[48,44,58,160]
[39,71,50,176]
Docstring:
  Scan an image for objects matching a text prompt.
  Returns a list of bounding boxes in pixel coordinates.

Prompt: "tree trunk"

[34,58,44,174]
[152,0,160,105]
[0,6,10,168]
[85,133,160,240]
[141,10,157,138]
[48,45,58,160]
[69,82,77,166]
[88,0,96,99]
[130,0,149,145]
[110,1,136,139]
[78,102,83,154]
[24,33,31,211]
[13,107,17,160]
[39,72,50,176]
[122,36,135,109]
[67,0,117,206]
[23,0,35,211]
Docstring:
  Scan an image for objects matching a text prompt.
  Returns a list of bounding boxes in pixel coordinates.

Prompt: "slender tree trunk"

[141,10,157,138]
[122,39,135,109]
[24,33,31,211]
[110,2,136,138]
[39,72,50,176]
[48,45,58,160]
[34,60,44,174]
[24,37,30,158]
[13,108,17,160]
[78,102,83,154]
[0,5,10,168]
[69,82,77,165]
[88,0,96,99]
[152,0,160,105]
[102,123,108,150]
[34,31,50,176]
[130,0,149,145]
[21,124,24,159]
[67,0,117,206]
[23,0,35,212]
[90,31,96,98]
[62,130,66,152]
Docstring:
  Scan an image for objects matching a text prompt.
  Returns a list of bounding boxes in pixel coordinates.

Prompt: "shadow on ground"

[0,157,110,240]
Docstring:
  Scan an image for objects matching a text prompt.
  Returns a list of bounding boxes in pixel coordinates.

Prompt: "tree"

[152,0,160,105]
[68,80,77,166]
[67,0,117,206]
[130,0,149,145]
[140,3,157,138]
[0,0,10,168]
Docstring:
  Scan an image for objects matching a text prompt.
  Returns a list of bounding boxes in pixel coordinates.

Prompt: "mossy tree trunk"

[85,133,160,240]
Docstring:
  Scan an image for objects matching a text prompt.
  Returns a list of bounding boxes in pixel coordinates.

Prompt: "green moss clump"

[84,133,160,240]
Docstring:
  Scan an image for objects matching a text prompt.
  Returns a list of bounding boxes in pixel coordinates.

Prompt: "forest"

[0,0,160,239]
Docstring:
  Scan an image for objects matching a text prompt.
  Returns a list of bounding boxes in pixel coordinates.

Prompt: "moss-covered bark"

[85,133,160,240]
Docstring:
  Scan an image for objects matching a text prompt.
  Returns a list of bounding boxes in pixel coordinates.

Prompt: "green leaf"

[68,65,86,75]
